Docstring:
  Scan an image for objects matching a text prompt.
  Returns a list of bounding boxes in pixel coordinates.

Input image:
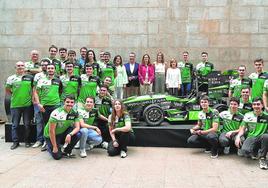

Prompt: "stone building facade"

[0,0,268,117]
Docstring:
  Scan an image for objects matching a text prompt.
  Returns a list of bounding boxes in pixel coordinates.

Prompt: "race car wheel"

[143,104,164,126]
[213,104,228,113]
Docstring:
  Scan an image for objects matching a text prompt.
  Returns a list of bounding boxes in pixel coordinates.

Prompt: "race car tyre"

[213,104,228,113]
[143,104,164,126]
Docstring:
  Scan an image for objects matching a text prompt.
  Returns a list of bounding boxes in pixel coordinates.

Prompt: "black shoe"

[62,152,76,158]
[25,143,31,148]
[10,142,19,150]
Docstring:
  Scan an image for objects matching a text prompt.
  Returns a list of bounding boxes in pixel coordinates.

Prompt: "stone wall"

[0,0,268,118]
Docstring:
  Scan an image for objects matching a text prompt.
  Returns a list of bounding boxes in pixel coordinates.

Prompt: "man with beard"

[44,95,81,160]
[33,63,62,151]
[32,59,49,148]
[78,47,87,68]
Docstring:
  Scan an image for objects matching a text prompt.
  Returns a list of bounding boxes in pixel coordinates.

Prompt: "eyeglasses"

[238,69,245,72]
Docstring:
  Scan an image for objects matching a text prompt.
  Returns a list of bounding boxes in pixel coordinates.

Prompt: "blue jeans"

[45,127,81,160]
[34,104,44,143]
[181,83,192,97]
[80,128,102,150]
[11,106,33,143]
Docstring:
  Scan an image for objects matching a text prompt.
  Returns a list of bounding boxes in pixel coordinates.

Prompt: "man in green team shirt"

[43,45,62,76]
[235,98,268,170]
[195,52,214,92]
[229,65,252,99]
[62,50,82,76]
[249,58,268,100]
[32,59,49,148]
[78,97,102,158]
[44,95,81,160]
[5,61,34,149]
[77,64,101,105]
[60,62,81,102]
[59,48,68,63]
[187,95,220,158]
[196,52,214,77]
[33,63,62,151]
[219,97,244,155]
[238,87,253,115]
[100,52,117,85]
[177,51,193,97]
[95,85,113,149]
[24,50,41,75]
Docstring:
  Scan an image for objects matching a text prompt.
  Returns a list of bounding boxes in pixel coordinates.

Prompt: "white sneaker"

[223,146,230,155]
[259,158,268,170]
[74,141,80,149]
[80,149,87,158]
[101,142,108,150]
[32,141,42,148]
[120,150,127,158]
[41,141,47,152]
[86,144,94,151]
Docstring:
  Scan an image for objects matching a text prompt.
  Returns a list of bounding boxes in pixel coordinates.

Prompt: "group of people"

[188,58,268,170]
[5,45,268,168]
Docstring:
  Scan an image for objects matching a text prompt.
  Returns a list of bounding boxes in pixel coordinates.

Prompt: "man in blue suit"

[124,52,140,97]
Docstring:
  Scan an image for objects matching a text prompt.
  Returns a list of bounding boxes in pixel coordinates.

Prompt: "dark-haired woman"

[107,100,134,158]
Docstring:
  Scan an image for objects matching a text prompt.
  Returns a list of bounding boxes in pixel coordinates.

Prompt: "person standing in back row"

[6,61,34,150]
[124,52,140,97]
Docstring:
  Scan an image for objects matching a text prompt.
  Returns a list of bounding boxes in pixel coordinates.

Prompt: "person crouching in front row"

[187,95,220,158]
[43,95,81,160]
[108,100,135,158]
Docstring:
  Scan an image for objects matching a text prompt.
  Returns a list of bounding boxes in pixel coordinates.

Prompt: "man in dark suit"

[124,52,140,98]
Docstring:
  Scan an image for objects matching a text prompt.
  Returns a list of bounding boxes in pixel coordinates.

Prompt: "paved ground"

[0,124,267,188]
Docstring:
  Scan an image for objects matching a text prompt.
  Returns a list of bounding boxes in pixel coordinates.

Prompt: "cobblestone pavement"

[0,125,267,188]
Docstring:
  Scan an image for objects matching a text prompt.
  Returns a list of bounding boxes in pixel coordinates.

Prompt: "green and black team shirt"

[108,113,133,132]
[219,110,244,133]
[196,62,214,77]
[33,71,47,86]
[264,79,268,95]
[229,78,252,98]
[43,107,79,138]
[62,60,82,76]
[77,106,98,125]
[5,74,34,108]
[177,61,193,83]
[249,72,268,100]
[100,63,116,85]
[36,76,62,106]
[95,96,112,118]
[60,74,81,101]
[24,61,40,75]
[241,112,268,138]
[43,58,62,76]
[198,108,219,131]
[84,62,100,77]
[238,98,253,115]
[78,74,101,103]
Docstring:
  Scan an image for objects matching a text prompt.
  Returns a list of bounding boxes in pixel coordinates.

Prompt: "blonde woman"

[153,52,167,94]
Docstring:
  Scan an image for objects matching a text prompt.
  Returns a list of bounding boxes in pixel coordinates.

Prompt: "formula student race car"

[123,70,237,126]
[123,94,201,126]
